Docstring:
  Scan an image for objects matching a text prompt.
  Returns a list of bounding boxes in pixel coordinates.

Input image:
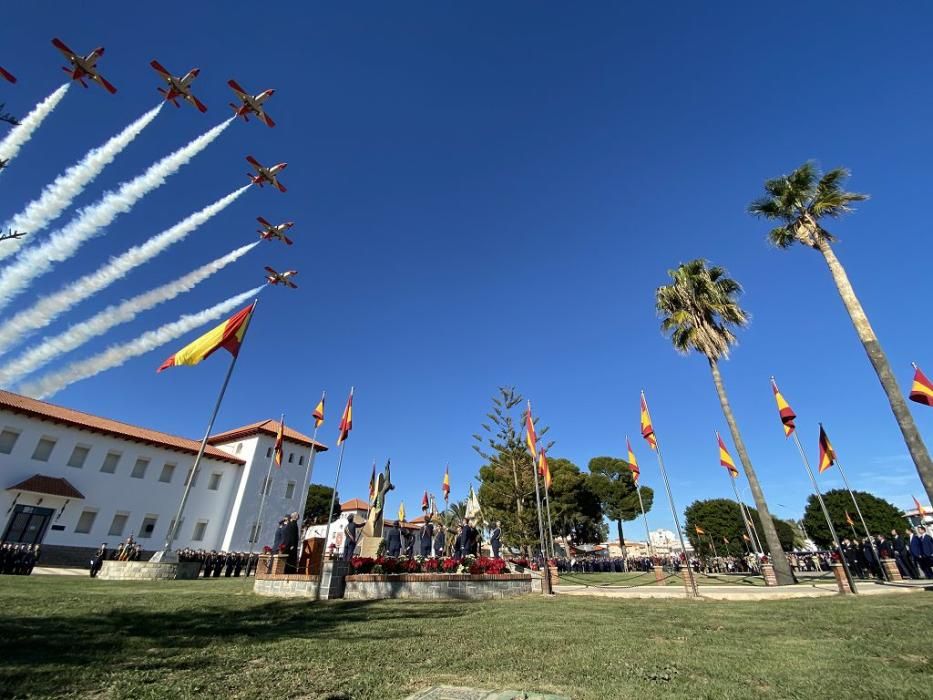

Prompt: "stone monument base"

[253,559,350,600]
[358,535,382,558]
[97,560,201,581]
[345,573,532,600]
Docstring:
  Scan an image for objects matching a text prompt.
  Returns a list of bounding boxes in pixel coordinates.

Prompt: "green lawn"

[1,576,930,699]
[556,570,770,587]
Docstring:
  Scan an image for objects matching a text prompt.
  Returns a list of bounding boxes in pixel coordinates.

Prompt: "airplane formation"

[3,38,300,291]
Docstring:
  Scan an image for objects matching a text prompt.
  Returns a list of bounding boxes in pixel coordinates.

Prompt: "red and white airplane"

[150,60,207,112]
[246,156,287,192]
[265,266,298,288]
[228,79,275,127]
[0,66,15,84]
[52,38,117,94]
[257,217,295,245]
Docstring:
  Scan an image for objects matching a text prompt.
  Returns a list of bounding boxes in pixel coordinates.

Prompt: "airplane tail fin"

[248,174,264,187]
[229,103,248,121]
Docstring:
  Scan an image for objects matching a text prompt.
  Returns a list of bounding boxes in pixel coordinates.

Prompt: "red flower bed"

[469,557,507,575]
[348,555,511,575]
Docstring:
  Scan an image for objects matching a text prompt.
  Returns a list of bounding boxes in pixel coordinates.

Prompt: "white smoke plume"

[0,103,164,260]
[17,285,264,400]
[0,185,251,355]
[0,242,259,386]
[0,84,70,169]
[0,117,234,314]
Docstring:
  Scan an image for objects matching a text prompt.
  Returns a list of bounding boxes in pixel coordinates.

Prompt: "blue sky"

[2,3,932,533]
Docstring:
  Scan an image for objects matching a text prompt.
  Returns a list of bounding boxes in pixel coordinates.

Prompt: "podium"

[299,537,325,575]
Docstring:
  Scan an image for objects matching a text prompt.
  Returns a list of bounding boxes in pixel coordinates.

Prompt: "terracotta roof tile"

[340,498,369,512]
[0,390,244,465]
[208,419,328,452]
[7,474,84,499]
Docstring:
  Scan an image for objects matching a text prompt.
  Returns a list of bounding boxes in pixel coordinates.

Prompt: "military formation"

[177,549,259,578]
[0,542,40,575]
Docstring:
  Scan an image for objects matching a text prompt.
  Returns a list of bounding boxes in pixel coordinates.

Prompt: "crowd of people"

[837,526,933,579]
[0,542,40,575]
[342,516,494,561]
[177,549,259,578]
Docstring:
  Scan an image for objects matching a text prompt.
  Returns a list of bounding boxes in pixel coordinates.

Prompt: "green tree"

[684,498,795,557]
[802,489,906,548]
[474,387,550,552]
[587,456,654,556]
[749,163,933,504]
[545,457,605,548]
[656,259,794,584]
[303,483,340,524]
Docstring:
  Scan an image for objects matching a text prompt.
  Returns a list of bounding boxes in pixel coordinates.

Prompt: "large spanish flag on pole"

[312,395,325,427]
[717,432,739,478]
[525,401,538,459]
[914,495,928,518]
[909,364,933,407]
[157,302,256,372]
[442,465,450,502]
[273,419,284,467]
[770,378,796,438]
[538,449,552,490]
[626,437,640,484]
[337,388,353,445]
[818,424,836,474]
[640,392,657,449]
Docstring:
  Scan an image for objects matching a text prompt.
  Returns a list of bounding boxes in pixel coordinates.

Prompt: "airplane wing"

[264,266,277,275]
[275,181,287,193]
[0,66,15,83]
[150,60,172,80]
[256,216,272,227]
[227,79,249,99]
[92,72,118,95]
[259,112,276,128]
[286,280,298,289]
[189,95,208,113]
[245,155,262,170]
[51,38,78,60]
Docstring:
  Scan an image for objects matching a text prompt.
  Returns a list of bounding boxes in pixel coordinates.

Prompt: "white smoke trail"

[17,285,264,400]
[0,242,259,386]
[0,84,70,168]
[0,185,251,355]
[0,117,234,314]
[0,104,164,260]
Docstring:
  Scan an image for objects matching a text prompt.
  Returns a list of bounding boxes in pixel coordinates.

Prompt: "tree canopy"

[684,498,795,556]
[588,456,653,553]
[802,489,906,548]
[303,483,340,524]
[545,457,605,546]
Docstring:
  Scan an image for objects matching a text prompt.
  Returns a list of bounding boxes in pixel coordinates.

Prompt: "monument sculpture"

[359,460,394,557]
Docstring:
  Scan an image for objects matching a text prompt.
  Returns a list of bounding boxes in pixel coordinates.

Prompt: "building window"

[299,455,304,466]
[31,437,56,462]
[74,509,97,534]
[207,473,222,491]
[185,467,199,488]
[130,458,150,479]
[235,442,243,455]
[266,446,273,459]
[259,476,272,496]
[192,520,208,542]
[67,445,91,469]
[288,453,295,464]
[108,512,129,537]
[0,428,20,454]
[249,521,260,543]
[138,515,158,539]
[100,451,121,474]
[159,463,176,483]
[285,481,296,500]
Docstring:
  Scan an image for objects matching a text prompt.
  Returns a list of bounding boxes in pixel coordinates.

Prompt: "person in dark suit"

[490,521,502,559]
[434,527,446,558]
[453,525,464,558]
[385,521,402,557]
[343,517,360,561]
[273,518,287,553]
[420,518,434,557]
[90,543,107,578]
[463,519,478,556]
[283,512,300,573]
[916,526,933,578]
[401,527,414,557]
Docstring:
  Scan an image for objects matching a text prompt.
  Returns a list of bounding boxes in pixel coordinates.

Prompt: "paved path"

[31,567,86,576]
[405,687,567,700]
[555,580,929,600]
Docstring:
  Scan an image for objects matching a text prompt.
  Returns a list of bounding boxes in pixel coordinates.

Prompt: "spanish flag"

[442,465,450,502]
[336,388,353,445]
[421,490,429,511]
[818,424,836,474]
[845,511,855,527]
[695,525,705,535]
[157,302,255,372]
[273,420,284,467]
[368,461,376,503]
[525,401,538,459]
[626,437,640,484]
[717,432,739,478]
[914,495,928,518]
[398,502,406,523]
[538,449,552,490]
[640,392,656,449]
[909,364,933,407]
[770,378,796,438]
[312,393,325,428]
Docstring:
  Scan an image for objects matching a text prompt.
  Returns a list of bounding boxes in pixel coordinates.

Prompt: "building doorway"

[2,505,55,545]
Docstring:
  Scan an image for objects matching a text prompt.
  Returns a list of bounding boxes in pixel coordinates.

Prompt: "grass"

[1,576,931,699]
[556,570,769,587]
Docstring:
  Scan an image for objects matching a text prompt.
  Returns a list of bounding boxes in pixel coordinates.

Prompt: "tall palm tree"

[656,259,795,585]
[749,162,933,503]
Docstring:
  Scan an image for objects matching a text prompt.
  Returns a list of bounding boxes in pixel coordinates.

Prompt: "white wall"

[0,408,241,551]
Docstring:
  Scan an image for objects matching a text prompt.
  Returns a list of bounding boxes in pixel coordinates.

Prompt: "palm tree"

[656,259,795,585]
[749,162,933,503]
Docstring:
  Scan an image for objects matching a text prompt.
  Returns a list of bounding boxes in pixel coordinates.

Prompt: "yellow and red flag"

[538,449,552,490]
[909,364,933,407]
[770,378,796,438]
[398,502,406,523]
[442,465,450,502]
[525,401,538,459]
[640,393,657,449]
[336,388,353,445]
[845,511,855,527]
[368,461,376,503]
[694,525,705,535]
[312,393,325,428]
[157,302,255,372]
[273,419,284,468]
[717,432,739,478]
[421,490,429,511]
[914,495,928,518]
[626,437,640,484]
[818,425,836,474]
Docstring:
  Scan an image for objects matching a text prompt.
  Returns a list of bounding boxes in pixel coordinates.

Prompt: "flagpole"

[635,481,654,560]
[642,391,697,597]
[154,348,242,562]
[790,429,858,593]
[317,387,353,598]
[823,424,888,582]
[730,478,760,556]
[527,401,550,593]
[742,500,764,555]
[296,391,326,526]
[250,412,284,556]
[542,479,556,558]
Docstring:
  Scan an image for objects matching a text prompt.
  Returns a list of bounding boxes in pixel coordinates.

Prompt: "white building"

[0,390,326,564]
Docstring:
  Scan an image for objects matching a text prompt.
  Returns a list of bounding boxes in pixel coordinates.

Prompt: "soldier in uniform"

[385,521,401,557]
[433,526,446,558]
[419,518,434,557]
